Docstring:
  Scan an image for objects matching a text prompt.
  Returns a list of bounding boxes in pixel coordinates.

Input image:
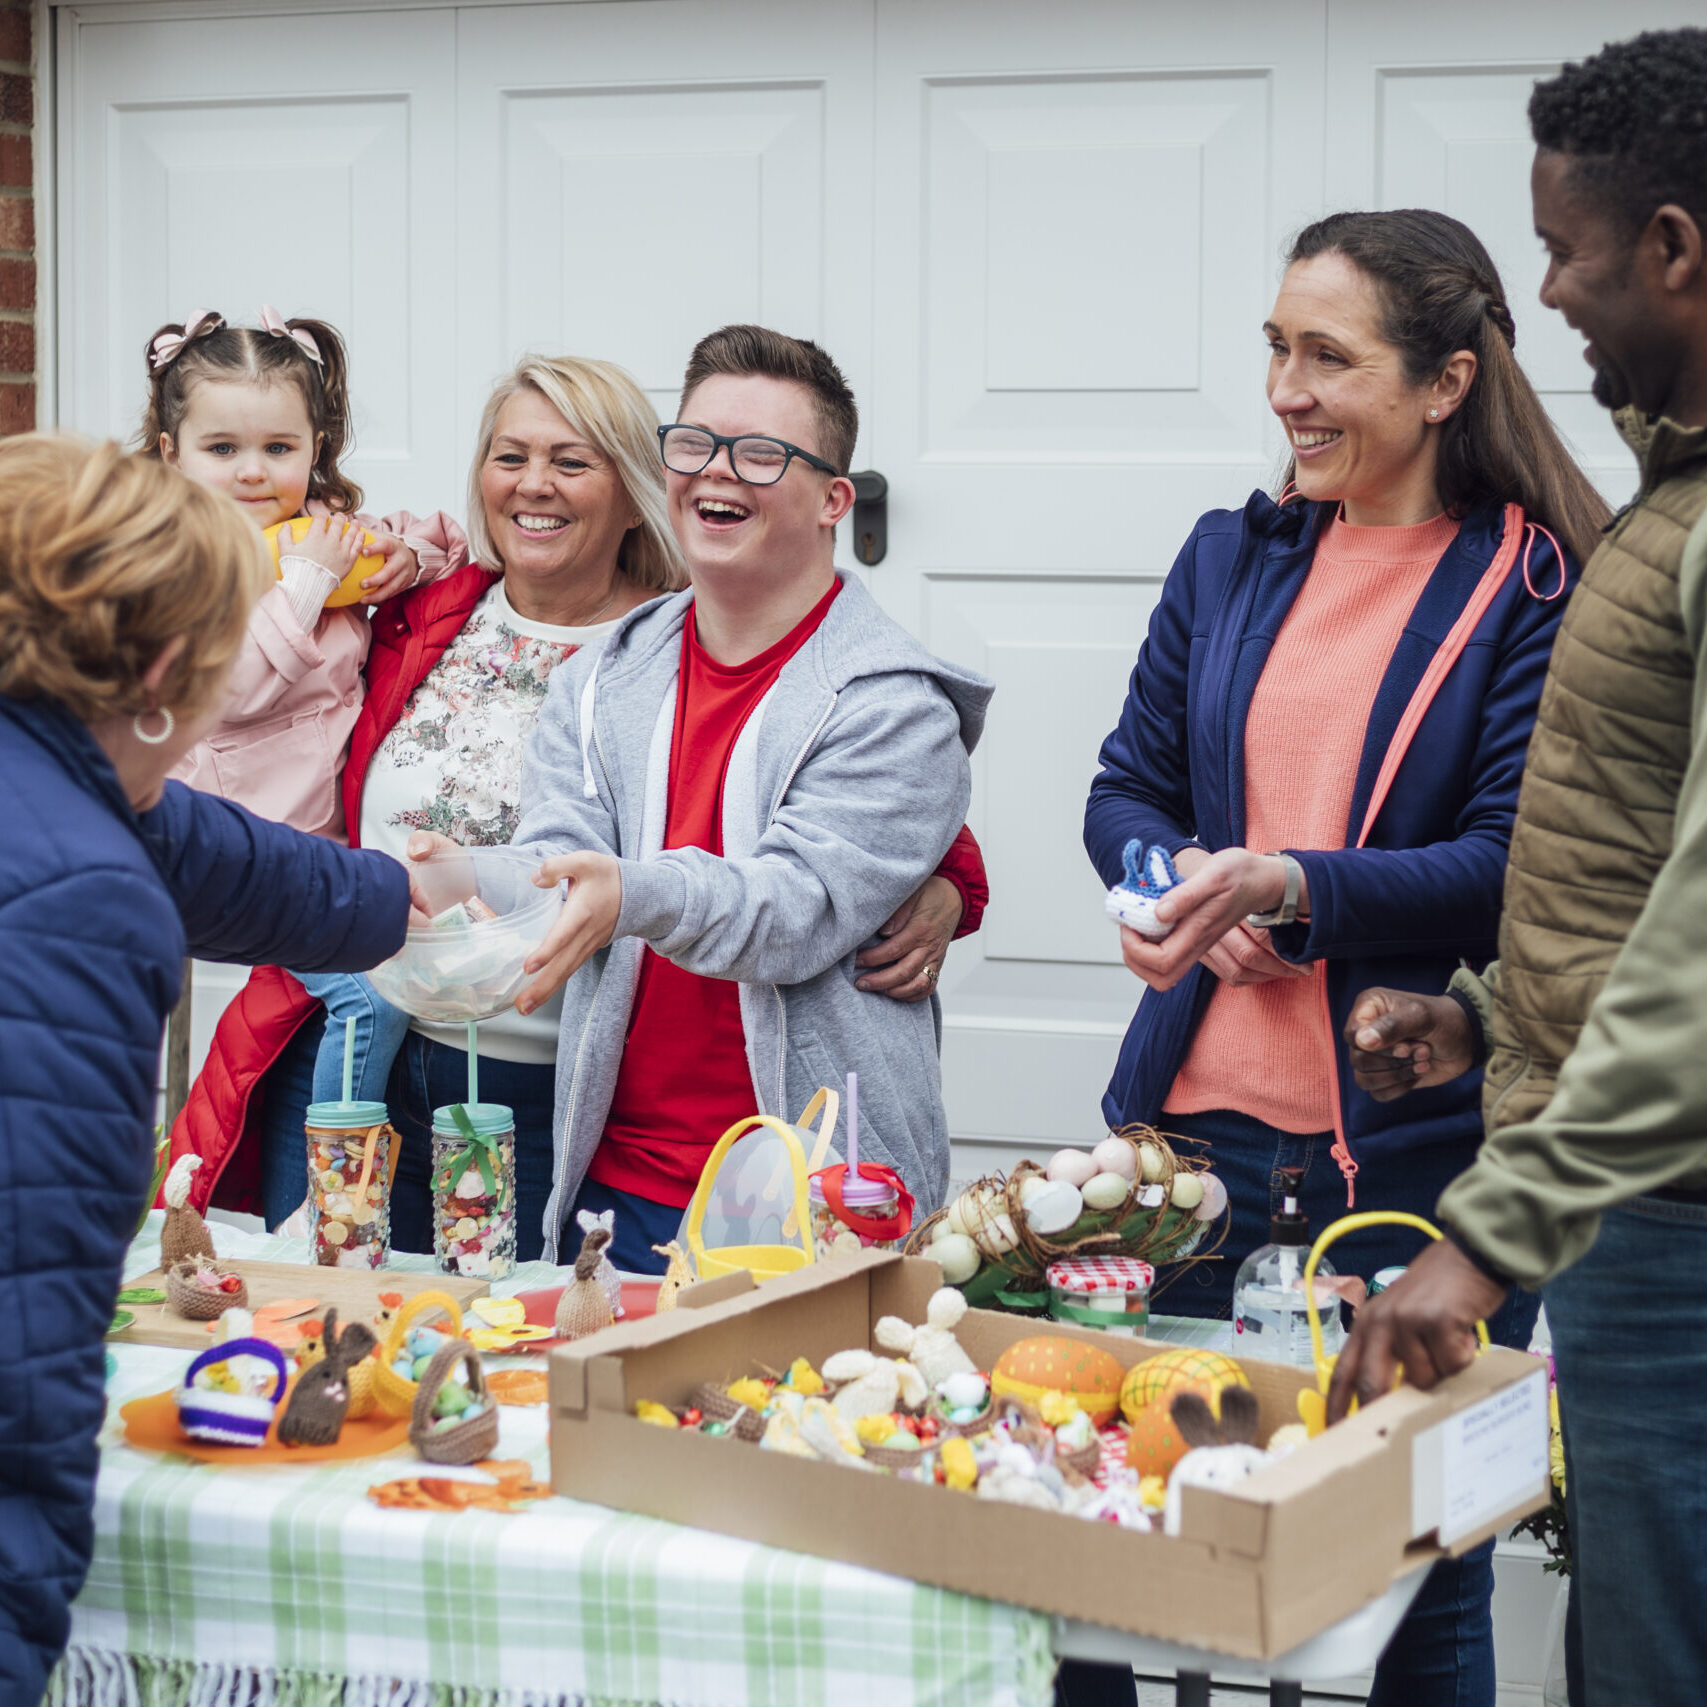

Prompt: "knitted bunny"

[873,1287,977,1389]
[577,1208,623,1317]
[278,1308,378,1447]
[555,1224,616,1341]
[651,1242,695,1313]
[1162,1386,1271,1536]
[821,1349,929,1422]
[159,1154,217,1268]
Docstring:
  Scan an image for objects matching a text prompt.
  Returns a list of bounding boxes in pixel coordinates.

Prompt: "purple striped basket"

[174,1337,289,1447]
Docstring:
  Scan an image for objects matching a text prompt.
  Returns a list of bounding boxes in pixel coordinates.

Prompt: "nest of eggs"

[904,1126,1227,1304]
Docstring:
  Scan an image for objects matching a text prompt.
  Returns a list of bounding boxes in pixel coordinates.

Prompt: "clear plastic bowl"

[366,846,560,1023]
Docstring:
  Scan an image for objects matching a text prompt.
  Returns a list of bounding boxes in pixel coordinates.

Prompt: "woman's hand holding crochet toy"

[1118,846,1309,993]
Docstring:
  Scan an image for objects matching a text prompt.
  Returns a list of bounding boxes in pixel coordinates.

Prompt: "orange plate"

[122,1379,411,1464]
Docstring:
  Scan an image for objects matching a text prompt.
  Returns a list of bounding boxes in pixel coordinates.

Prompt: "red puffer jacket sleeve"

[935,823,988,939]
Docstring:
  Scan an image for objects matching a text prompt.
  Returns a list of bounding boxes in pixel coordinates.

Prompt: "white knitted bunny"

[576,1208,623,1318]
[873,1286,977,1389]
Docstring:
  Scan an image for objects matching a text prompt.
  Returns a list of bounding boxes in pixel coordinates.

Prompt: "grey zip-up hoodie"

[513,571,993,1260]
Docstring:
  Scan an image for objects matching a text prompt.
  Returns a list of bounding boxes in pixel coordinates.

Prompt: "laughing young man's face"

[667,373,841,578]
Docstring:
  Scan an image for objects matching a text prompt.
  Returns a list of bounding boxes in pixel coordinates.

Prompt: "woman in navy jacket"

[1076,214,1607,1707]
[0,437,412,1707]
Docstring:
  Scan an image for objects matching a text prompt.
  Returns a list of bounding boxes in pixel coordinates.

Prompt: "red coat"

[169,568,989,1213]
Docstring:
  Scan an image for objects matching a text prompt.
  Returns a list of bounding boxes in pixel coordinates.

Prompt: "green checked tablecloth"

[52,1217,1059,1707]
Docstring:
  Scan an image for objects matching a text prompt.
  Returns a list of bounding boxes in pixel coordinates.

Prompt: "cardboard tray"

[113,1259,488,1350]
[548,1250,1550,1661]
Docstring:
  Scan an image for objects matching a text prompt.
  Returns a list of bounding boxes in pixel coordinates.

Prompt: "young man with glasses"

[505,324,992,1267]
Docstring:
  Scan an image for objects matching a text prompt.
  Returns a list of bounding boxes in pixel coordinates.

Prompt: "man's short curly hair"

[1529,29,1707,231]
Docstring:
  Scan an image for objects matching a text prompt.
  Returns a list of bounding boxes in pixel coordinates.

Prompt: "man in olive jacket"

[1330,32,1707,1706]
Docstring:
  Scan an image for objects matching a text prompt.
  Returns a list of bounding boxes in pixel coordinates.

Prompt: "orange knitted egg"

[991,1334,1125,1426]
[1124,1385,1212,1479]
[1119,1347,1249,1424]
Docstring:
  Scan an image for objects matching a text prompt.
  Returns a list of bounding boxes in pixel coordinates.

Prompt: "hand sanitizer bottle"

[1231,1168,1346,1366]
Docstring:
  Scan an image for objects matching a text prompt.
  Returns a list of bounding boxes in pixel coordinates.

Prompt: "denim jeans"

[565,1176,685,1275]
[297,971,411,1107]
[1545,1194,1707,1707]
[384,1033,559,1263]
[1153,1108,1539,1707]
[255,1009,322,1229]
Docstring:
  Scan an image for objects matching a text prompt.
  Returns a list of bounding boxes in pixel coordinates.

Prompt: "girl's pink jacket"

[171,504,468,842]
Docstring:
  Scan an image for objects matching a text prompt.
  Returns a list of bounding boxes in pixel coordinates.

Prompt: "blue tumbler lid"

[431,1101,515,1137]
[305,1100,390,1129]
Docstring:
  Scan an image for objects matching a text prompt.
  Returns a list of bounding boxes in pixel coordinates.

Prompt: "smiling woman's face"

[480,387,637,599]
[1264,252,1449,525]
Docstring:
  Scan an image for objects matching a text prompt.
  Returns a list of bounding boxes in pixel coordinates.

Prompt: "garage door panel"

[922,70,1276,459]
[60,10,459,517]
[501,80,826,415]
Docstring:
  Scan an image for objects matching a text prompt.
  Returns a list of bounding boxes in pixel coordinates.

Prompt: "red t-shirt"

[590,580,842,1206]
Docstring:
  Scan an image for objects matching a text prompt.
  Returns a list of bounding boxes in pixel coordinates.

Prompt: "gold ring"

[923,964,938,986]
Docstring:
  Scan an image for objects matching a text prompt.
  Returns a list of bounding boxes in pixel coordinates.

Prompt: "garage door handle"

[850,470,888,566]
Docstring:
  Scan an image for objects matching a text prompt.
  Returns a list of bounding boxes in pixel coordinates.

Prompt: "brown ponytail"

[1283,210,1610,566]
[137,310,364,514]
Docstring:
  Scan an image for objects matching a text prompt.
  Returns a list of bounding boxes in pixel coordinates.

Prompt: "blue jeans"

[1545,1194,1707,1707]
[297,971,411,1107]
[384,1033,559,1263]
[1154,1108,1541,1707]
[256,1010,322,1229]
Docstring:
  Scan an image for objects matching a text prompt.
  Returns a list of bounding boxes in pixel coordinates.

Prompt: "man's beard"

[1590,359,1631,412]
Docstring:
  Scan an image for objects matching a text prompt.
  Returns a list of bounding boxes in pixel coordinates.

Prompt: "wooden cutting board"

[111,1259,488,1351]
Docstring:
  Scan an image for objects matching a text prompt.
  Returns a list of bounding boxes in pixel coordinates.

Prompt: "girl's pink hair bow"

[259,304,321,364]
[149,309,223,372]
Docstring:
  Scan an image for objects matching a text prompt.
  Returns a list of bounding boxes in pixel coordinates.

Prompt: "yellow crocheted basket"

[372,1289,466,1420]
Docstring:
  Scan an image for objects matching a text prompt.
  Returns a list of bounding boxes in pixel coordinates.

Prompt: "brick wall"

[0,0,33,433]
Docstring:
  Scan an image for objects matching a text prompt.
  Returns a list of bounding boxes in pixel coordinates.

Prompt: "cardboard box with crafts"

[548,1249,1549,1659]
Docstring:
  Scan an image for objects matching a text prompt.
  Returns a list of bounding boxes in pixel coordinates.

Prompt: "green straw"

[467,1018,479,1108]
[341,1015,356,1104]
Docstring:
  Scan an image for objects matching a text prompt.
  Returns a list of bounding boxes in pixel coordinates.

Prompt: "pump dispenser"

[1230,1168,1346,1366]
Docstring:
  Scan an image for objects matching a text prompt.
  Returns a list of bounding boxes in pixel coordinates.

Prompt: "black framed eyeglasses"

[658,424,840,486]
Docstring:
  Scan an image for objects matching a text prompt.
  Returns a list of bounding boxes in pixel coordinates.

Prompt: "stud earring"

[133,706,175,745]
[1429,408,1440,420]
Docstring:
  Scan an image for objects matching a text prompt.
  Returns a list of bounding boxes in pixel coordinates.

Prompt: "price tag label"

[1411,1366,1549,1544]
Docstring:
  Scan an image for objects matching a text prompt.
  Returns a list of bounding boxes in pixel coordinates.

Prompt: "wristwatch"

[1245,852,1303,929]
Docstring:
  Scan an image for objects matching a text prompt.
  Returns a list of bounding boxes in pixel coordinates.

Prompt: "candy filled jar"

[1046,1254,1154,1336]
[430,1103,517,1280]
[808,1163,914,1259]
[305,1100,395,1268]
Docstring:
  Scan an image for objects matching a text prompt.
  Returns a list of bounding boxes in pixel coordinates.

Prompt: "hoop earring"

[132,706,175,745]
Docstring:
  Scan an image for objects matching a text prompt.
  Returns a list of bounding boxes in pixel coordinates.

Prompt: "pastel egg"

[1194,1173,1229,1222]
[980,1211,1020,1255]
[1090,1137,1138,1180]
[1019,1175,1084,1236]
[1045,1149,1098,1188]
[1138,1142,1166,1183]
[932,1232,982,1285]
[1081,1172,1130,1212]
[1171,1173,1205,1211]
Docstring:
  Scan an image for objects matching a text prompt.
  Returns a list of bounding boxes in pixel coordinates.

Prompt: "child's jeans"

[298,971,411,1107]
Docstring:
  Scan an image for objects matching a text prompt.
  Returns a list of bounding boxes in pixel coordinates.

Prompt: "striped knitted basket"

[174,1338,289,1447]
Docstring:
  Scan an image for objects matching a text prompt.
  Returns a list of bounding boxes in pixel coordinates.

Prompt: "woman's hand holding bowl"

[518,851,622,1014]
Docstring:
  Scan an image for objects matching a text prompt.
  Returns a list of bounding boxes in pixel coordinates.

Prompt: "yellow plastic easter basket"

[1297,1211,1491,1435]
[681,1089,838,1283]
[373,1288,467,1419]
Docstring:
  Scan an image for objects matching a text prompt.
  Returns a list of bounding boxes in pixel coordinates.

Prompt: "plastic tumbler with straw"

[428,1019,518,1279]
[305,1015,398,1268]
[807,1070,914,1259]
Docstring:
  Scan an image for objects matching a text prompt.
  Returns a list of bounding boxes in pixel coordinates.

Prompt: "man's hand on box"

[1326,1238,1510,1423]
[517,851,622,1014]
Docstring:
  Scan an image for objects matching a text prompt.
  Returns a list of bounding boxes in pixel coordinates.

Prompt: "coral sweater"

[1165,511,1461,1134]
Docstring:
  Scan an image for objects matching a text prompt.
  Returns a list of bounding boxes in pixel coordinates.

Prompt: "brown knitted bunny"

[278,1308,378,1447]
[159,1154,217,1268]
[554,1225,616,1340]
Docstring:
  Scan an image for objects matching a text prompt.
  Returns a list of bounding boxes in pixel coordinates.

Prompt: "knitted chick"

[651,1242,695,1313]
[554,1224,616,1341]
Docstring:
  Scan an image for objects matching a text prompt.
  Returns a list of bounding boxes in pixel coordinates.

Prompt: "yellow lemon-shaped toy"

[1119,1347,1250,1424]
[265,516,385,608]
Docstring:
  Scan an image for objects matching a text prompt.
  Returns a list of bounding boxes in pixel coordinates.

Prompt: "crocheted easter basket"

[924,1394,996,1440]
[374,1289,467,1419]
[409,1339,499,1465]
[174,1338,289,1447]
[691,1382,766,1442]
[862,1436,933,1472]
[903,1126,1226,1307]
[165,1257,249,1320]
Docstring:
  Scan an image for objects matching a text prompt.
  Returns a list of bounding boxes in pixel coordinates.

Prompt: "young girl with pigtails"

[140,306,468,1175]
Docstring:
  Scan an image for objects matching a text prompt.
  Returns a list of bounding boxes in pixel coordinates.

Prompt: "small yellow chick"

[1039,1389,1081,1427]
[636,1400,679,1428]
[855,1413,899,1447]
[1137,1475,1167,1512]
[201,1361,240,1394]
[784,1356,825,1396]
[940,1436,978,1492]
[726,1377,771,1411]
[295,1320,326,1370]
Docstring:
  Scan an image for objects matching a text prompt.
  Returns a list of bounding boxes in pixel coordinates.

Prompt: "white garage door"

[56,0,1699,1166]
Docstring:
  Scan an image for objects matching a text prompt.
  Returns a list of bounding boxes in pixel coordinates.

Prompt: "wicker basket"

[165,1257,248,1320]
[925,1396,995,1440]
[410,1340,500,1465]
[373,1289,467,1419]
[691,1382,766,1442]
[863,1436,931,1471]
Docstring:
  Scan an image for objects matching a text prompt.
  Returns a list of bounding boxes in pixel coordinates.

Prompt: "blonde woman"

[0,435,413,1698]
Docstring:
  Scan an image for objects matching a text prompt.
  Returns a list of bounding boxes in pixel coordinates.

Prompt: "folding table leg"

[1269,1684,1303,1707]
[1175,1673,1210,1707]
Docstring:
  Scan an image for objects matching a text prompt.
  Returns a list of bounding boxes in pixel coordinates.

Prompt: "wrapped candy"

[430,1103,516,1281]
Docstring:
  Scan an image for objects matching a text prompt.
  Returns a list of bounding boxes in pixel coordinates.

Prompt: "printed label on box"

[1410,1366,1549,1544]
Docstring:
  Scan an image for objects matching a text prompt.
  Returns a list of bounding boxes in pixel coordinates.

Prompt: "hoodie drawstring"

[579,656,601,799]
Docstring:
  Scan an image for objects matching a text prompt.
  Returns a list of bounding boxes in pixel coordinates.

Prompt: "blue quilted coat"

[0,693,410,1705]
